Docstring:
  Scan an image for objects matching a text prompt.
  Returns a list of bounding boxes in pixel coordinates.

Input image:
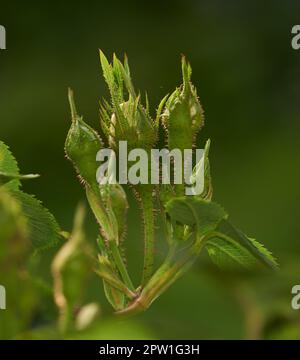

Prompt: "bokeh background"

[1,0,300,339]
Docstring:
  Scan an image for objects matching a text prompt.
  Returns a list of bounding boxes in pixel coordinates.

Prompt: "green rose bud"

[162,56,204,152]
[99,51,157,153]
[65,88,127,243]
[65,88,103,192]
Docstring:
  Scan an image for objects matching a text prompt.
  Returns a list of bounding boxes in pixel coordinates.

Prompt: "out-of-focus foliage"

[0,141,61,251]
[0,141,61,338]
[0,142,152,338]
[51,204,100,334]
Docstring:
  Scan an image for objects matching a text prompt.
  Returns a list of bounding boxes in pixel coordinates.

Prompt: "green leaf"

[116,56,136,99]
[0,141,39,190]
[99,51,128,128]
[0,171,39,184]
[206,236,258,270]
[211,219,278,269]
[248,237,278,268]
[165,196,227,237]
[0,140,21,190]
[11,190,61,251]
[99,50,117,101]
[0,188,28,263]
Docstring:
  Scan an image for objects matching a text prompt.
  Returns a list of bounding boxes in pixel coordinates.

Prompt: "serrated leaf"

[0,188,29,263]
[206,236,258,270]
[0,140,21,190]
[165,196,227,237]
[10,190,61,251]
[112,53,125,101]
[116,57,136,98]
[0,171,39,184]
[248,237,278,268]
[213,219,278,269]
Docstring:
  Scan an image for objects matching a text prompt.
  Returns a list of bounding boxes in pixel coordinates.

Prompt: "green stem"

[58,303,72,335]
[116,232,213,317]
[116,253,193,317]
[109,241,134,291]
[140,187,155,286]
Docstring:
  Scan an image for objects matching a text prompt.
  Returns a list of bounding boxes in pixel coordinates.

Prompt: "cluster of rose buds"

[65,52,277,315]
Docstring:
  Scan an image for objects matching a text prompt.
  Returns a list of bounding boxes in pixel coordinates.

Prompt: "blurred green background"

[1,0,300,339]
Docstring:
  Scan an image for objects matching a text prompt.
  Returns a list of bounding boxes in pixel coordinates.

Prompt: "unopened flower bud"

[162,56,204,152]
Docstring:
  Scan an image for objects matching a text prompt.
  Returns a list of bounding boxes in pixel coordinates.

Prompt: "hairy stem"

[139,187,155,286]
[109,241,134,291]
[116,230,216,317]
[117,234,209,317]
